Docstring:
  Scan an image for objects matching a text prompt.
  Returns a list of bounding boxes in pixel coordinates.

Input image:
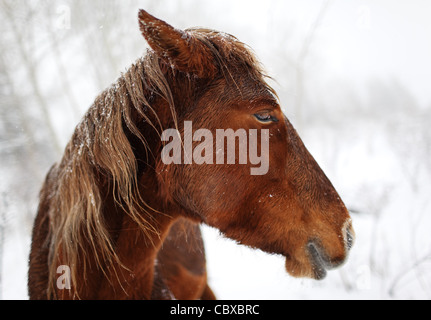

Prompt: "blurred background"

[1,0,430,299]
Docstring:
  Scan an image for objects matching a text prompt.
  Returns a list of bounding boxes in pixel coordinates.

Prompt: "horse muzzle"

[307,222,355,280]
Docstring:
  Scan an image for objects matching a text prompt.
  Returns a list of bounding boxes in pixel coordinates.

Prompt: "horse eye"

[254,112,277,123]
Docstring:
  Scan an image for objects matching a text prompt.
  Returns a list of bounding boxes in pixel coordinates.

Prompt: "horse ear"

[138,10,216,78]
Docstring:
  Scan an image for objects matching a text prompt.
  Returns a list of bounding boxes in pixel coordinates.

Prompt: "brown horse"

[28,10,354,300]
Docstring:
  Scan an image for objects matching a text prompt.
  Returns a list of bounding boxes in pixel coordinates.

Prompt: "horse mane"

[45,28,274,299]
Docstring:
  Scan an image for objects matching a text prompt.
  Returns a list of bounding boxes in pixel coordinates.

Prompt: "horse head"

[138,10,354,280]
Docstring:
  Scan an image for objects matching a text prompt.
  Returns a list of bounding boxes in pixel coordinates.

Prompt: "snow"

[1,0,431,300]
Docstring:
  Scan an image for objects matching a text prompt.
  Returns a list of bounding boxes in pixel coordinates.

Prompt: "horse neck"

[88,168,178,299]
[76,102,177,299]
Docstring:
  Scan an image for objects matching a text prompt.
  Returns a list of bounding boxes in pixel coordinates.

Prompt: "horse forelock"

[191,28,276,96]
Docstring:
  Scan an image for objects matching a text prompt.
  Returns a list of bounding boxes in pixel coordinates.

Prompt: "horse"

[28,9,354,300]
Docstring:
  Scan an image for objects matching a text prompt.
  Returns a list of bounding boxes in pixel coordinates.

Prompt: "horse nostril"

[345,226,355,251]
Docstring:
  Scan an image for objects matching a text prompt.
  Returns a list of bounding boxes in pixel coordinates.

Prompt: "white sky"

[321,0,431,108]
[167,0,431,108]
